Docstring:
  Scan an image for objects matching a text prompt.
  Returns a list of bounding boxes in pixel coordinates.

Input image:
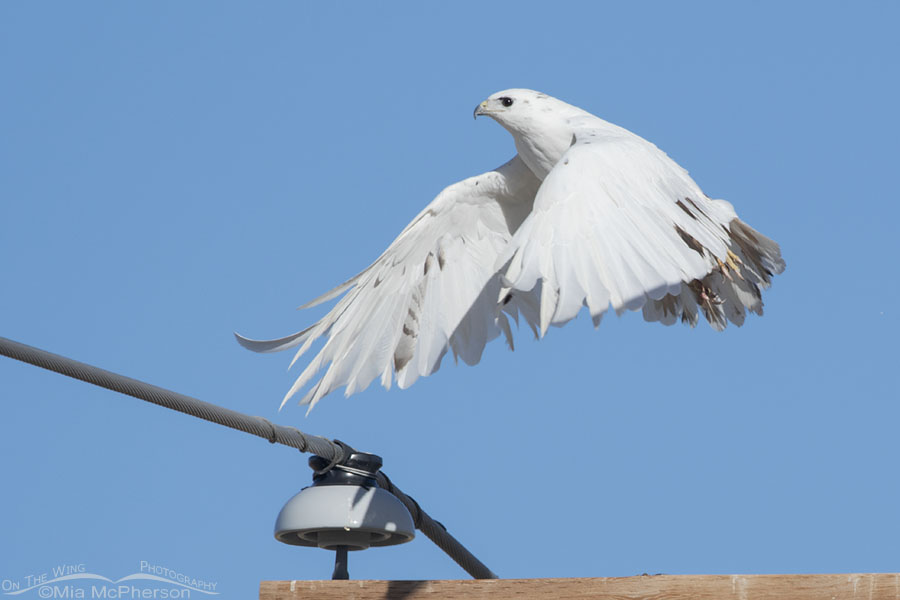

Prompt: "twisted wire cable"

[0,335,497,580]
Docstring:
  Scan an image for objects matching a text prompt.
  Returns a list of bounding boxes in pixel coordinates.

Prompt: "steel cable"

[0,335,497,579]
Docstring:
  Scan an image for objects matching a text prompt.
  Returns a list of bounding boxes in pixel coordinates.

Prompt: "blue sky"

[1,1,898,597]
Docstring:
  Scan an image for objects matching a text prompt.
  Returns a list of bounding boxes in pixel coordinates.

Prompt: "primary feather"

[237,89,785,410]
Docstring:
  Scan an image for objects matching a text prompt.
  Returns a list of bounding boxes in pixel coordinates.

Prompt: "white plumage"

[237,89,785,410]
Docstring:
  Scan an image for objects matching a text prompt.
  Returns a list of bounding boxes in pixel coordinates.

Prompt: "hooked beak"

[473,100,489,120]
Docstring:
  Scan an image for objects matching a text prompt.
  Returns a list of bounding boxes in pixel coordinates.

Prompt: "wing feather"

[500,119,784,335]
[237,156,541,410]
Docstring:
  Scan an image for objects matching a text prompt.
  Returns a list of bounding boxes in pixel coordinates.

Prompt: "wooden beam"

[260,573,900,600]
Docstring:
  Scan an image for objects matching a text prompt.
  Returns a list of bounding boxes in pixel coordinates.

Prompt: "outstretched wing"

[236,156,541,410]
[500,118,785,335]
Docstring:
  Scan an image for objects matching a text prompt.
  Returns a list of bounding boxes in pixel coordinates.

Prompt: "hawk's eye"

[499,97,514,107]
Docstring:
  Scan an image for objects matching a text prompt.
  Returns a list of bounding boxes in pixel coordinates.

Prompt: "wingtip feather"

[234,328,314,353]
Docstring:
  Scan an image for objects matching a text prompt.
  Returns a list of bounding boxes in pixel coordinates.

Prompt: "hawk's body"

[237,90,785,409]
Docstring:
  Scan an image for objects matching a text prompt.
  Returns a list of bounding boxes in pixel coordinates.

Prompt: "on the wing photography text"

[1,561,218,599]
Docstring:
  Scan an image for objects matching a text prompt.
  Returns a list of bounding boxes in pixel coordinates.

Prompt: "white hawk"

[237,89,785,410]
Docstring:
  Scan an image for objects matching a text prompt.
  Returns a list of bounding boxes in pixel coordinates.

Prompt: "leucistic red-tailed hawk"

[237,89,785,410]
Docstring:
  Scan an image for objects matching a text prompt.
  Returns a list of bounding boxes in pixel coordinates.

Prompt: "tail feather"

[642,218,784,330]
